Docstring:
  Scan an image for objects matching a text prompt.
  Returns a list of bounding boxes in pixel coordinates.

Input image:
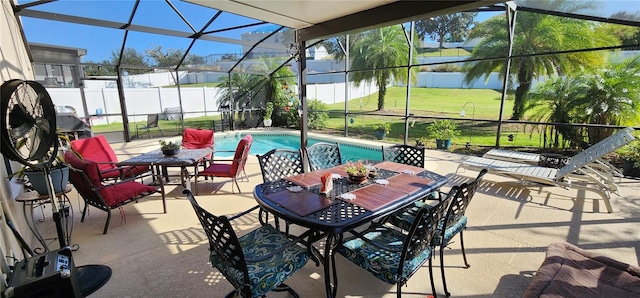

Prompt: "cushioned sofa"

[524,242,640,297]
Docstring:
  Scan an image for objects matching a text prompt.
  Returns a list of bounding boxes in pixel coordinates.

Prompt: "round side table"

[15,184,77,253]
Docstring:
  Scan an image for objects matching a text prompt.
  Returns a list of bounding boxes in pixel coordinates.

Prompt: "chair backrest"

[257,149,304,183]
[229,135,252,177]
[184,190,249,292]
[64,150,109,207]
[556,127,635,178]
[182,128,214,149]
[442,169,487,231]
[400,195,450,275]
[146,114,160,128]
[305,142,342,171]
[382,144,425,168]
[70,135,118,172]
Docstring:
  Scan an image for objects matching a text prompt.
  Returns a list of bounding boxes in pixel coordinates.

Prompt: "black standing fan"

[1,79,111,297]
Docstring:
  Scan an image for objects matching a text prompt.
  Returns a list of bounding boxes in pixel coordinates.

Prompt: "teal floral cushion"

[433,215,467,247]
[210,224,309,297]
[338,227,433,284]
[387,201,427,231]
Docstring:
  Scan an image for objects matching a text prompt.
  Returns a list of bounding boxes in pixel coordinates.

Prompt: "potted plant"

[426,120,460,149]
[373,122,391,140]
[160,140,181,156]
[344,161,369,184]
[10,133,77,195]
[263,102,274,127]
[414,136,428,148]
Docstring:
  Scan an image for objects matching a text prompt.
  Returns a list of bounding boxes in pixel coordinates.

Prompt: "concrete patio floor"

[32,133,640,297]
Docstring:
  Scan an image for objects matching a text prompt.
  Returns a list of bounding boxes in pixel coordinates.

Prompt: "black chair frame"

[184,189,308,298]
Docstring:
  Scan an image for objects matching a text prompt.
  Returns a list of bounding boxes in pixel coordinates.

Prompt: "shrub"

[308,99,328,129]
[426,120,460,140]
[373,122,391,134]
[431,64,462,72]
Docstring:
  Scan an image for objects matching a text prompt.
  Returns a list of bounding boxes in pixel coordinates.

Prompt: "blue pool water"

[213,133,381,161]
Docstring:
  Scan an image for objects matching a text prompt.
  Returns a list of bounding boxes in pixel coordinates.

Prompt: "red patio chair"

[161,128,215,185]
[64,151,161,234]
[182,128,214,151]
[70,135,150,182]
[195,134,252,194]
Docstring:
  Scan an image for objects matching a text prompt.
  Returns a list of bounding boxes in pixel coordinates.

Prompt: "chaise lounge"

[482,127,635,177]
[457,128,636,213]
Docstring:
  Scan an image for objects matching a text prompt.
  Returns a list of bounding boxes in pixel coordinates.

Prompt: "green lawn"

[316,86,528,148]
[91,86,544,149]
[417,48,471,57]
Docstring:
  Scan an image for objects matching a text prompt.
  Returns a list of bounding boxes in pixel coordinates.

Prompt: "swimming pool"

[213,133,381,161]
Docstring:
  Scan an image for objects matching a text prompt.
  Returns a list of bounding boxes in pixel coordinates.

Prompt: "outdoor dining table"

[118,148,213,205]
[253,161,448,297]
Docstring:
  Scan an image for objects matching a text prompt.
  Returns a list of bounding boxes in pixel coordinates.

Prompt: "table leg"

[151,164,167,213]
[323,233,342,298]
[159,168,167,214]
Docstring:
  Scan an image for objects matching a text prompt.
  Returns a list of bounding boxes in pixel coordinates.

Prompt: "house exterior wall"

[1,0,38,286]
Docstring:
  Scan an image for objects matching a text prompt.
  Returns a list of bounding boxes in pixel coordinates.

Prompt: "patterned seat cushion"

[388,205,468,248]
[338,227,433,284]
[387,201,427,231]
[210,224,309,297]
[433,216,467,247]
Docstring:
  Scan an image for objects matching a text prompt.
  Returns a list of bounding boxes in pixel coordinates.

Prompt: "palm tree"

[350,25,417,111]
[464,0,615,120]
[580,56,640,143]
[526,76,590,148]
[216,72,265,124]
[216,57,297,127]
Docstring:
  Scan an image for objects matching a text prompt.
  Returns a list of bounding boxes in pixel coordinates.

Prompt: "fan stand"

[1,79,111,297]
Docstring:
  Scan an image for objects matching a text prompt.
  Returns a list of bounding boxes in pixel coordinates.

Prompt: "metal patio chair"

[382,144,425,168]
[304,142,342,171]
[136,114,163,138]
[196,134,252,194]
[257,149,305,183]
[338,196,450,298]
[387,169,488,296]
[184,189,310,298]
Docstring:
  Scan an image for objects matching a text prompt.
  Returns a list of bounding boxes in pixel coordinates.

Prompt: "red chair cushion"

[71,135,149,180]
[98,181,156,207]
[99,165,150,180]
[201,164,233,178]
[64,150,102,185]
[71,135,119,172]
[200,134,252,178]
[230,136,251,174]
[182,128,214,149]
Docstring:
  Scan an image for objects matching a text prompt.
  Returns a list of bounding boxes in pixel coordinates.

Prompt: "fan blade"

[9,103,36,132]
[11,123,34,139]
[35,117,51,135]
[29,125,44,159]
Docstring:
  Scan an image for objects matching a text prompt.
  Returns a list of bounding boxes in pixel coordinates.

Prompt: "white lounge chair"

[458,128,636,213]
[482,127,636,178]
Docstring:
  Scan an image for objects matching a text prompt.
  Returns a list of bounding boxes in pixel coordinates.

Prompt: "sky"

[17,0,639,63]
[19,0,262,62]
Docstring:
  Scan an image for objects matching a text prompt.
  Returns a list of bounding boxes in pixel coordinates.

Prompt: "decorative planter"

[436,139,451,150]
[263,119,272,127]
[348,174,368,184]
[25,166,69,195]
[374,130,386,140]
[162,148,180,156]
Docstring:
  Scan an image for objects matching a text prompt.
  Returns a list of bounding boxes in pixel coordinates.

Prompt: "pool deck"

[33,130,640,297]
